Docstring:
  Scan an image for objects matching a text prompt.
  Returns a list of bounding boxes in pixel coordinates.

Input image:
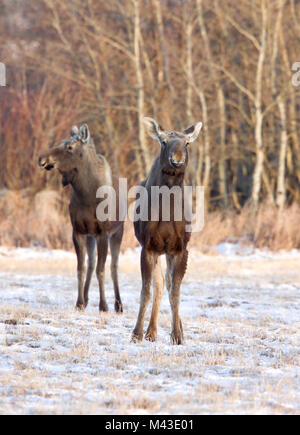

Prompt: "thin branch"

[225,14,261,51]
[211,62,255,103]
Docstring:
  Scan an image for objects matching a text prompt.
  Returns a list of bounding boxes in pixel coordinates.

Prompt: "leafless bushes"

[0,0,300,250]
[0,187,300,252]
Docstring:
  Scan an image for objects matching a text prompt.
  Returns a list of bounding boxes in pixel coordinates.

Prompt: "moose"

[38,123,124,313]
[132,117,202,345]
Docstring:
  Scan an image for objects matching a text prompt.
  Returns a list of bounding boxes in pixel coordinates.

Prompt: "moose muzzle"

[169,152,186,169]
[38,156,56,171]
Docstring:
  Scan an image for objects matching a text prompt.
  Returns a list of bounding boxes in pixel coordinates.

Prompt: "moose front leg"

[132,248,157,343]
[73,231,87,311]
[83,235,96,308]
[145,257,164,342]
[167,250,188,345]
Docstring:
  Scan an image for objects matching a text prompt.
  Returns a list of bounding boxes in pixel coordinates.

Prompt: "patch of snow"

[202,242,300,260]
[0,247,299,414]
[0,246,76,260]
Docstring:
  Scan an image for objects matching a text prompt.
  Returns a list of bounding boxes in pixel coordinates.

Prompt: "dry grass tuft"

[191,203,300,252]
[0,189,72,249]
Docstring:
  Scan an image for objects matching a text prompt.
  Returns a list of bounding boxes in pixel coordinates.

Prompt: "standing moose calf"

[38,124,124,313]
[132,117,202,345]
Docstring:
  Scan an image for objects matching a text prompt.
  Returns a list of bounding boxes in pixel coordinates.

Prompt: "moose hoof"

[145,329,157,342]
[131,331,143,343]
[75,303,85,312]
[99,302,109,312]
[170,330,183,345]
[114,301,123,313]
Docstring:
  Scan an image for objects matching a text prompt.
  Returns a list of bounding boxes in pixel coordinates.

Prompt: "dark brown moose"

[132,117,202,345]
[38,124,124,313]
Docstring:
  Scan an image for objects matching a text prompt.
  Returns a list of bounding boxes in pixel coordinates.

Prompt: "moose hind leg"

[73,231,87,311]
[132,249,156,343]
[83,235,96,308]
[96,235,109,312]
[165,254,172,292]
[109,226,124,313]
[145,257,164,342]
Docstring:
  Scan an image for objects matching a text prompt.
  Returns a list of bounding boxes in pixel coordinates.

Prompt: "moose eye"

[67,144,74,152]
[161,140,167,146]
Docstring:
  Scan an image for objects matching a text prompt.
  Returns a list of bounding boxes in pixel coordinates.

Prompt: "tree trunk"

[218,87,228,210]
[251,0,267,211]
[152,0,174,96]
[133,0,150,178]
[184,3,193,121]
[199,91,211,195]
[197,0,227,209]
[276,97,288,209]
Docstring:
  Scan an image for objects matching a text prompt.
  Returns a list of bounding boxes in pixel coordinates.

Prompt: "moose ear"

[183,122,203,143]
[70,125,79,139]
[79,123,90,144]
[143,117,165,141]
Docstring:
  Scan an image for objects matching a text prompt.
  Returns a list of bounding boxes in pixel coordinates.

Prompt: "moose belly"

[72,210,120,236]
[73,216,100,235]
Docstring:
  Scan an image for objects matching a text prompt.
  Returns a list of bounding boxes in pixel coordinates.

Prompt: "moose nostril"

[170,155,185,168]
[38,158,46,167]
[38,157,55,170]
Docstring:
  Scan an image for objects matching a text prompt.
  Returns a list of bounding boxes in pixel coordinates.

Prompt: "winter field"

[0,244,299,415]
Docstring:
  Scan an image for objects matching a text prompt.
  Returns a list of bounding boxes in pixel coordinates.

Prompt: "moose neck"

[161,167,185,188]
[69,146,107,205]
[157,156,187,189]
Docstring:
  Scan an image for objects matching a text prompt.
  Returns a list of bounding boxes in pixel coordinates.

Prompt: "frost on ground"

[0,244,299,415]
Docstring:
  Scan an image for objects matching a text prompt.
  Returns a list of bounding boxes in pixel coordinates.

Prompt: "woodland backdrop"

[0,0,300,250]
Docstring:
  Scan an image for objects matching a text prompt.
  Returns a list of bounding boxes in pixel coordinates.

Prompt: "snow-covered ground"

[0,244,299,415]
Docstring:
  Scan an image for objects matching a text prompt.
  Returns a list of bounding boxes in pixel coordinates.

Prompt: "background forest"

[0,0,300,250]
